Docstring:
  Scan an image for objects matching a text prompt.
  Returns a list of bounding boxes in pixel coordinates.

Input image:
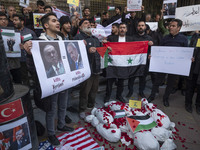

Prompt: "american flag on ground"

[54,127,100,150]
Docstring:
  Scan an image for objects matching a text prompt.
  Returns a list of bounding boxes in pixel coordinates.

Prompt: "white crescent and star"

[1,108,15,117]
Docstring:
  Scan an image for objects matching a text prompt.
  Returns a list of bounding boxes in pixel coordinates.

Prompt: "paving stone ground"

[34,76,200,150]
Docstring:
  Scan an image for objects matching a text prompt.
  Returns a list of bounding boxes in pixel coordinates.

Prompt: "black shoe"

[87,103,94,109]
[163,100,169,107]
[48,135,60,146]
[185,105,192,113]
[181,90,186,96]
[126,92,133,98]
[171,88,178,94]
[148,95,155,103]
[65,115,72,124]
[57,126,74,132]
[67,106,78,113]
[104,96,110,103]
[116,95,126,103]
[139,92,146,98]
[196,105,200,115]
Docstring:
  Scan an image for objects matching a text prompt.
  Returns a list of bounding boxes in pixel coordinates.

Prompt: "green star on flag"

[108,56,113,63]
[127,57,133,64]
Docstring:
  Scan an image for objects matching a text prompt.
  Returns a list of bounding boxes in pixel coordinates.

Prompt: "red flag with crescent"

[0,99,24,123]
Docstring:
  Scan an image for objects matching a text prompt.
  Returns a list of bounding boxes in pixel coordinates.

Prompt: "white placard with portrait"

[31,40,91,98]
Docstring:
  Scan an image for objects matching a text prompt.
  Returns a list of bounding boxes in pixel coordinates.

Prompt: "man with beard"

[126,20,153,98]
[24,13,74,146]
[13,14,37,85]
[74,19,108,119]
[82,7,91,19]
[59,16,73,40]
[104,23,133,103]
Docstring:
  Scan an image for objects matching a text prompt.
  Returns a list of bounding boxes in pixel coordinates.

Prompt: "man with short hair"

[34,0,45,13]
[44,5,52,14]
[7,6,16,27]
[66,42,83,71]
[127,20,153,98]
[24,12,74,146]
[0,12,8,27]
[0,4,6,13]
[110,23,119,36]
[109,6,122,23]
[104,23,133,103]
[59,16,73,40]
[83,7,90,19]
[148,19,188,107]
[13,14,37,85]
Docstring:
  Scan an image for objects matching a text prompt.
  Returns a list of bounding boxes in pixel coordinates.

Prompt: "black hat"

[79,18,89,26]
[59,16,71,28]
[116,6,121,12]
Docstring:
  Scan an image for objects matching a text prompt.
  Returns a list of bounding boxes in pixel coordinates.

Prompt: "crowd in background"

[0,0,200,146]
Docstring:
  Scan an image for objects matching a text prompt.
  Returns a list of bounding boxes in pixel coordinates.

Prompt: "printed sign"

[67,0,80,6]
[0,117,32,150]
[129,100,142,109]
[149,46,194,76]
[1,28,21,58]
[31,40,91,98]
[0,99,24,124]
[69,3,82,18]
[33,13,44,29]
[127,0,142,11]
[163,0,177,19]
[176,4,200,32]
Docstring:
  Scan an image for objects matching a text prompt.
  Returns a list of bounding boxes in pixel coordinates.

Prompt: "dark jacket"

[107,35,133,42]
[74,31,101,74]
[189,33,200,84]
[122,13,139,36]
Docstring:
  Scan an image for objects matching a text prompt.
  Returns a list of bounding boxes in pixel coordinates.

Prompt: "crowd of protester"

[0,0,200,146]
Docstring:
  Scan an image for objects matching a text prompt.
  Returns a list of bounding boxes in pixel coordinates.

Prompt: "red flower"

[111,130,116,133]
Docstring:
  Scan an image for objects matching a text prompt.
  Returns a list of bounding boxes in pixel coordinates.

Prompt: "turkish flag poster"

[0,99,24,124]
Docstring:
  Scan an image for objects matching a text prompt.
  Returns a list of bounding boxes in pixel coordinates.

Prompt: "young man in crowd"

[13,14,37,85]
[59,16,73,40]
[34,0,45,13]
[82,7,90,19]
[0,4,6,13]
[24,12,74,146]
[127,20,153,98]
[104,23,132,103]
[7,6,16,27]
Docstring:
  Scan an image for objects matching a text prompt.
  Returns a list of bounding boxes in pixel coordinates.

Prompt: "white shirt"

[118,36,126,42]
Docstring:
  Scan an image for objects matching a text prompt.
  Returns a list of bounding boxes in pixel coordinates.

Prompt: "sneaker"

[57,126,74,132]
[79,112,86,119]
[48,135,60,146]
[65,115,72,124]
[185,105,192,113]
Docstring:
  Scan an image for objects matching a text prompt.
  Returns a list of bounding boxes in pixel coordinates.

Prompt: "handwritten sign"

[149,46,194,76]
[163,0,177,19]
[67,0,79,6]
[176,4,200,32]
[127,0,142,11]
[146,22,158,31]
[129,100,142,109]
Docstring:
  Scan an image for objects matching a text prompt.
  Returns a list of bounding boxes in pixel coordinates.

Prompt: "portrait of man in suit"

[66,42,83,71]
[41,43,65,78]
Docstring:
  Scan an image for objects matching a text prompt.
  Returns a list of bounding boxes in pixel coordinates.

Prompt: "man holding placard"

[148,19,188,107]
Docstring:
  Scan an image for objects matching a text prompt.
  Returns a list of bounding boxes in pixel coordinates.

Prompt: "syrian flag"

[54,127,100,150]
[103,41,149,78]
[0,28,15,36]
[108,6,115,11]
[21,34,33,42]
[127,115,157,133]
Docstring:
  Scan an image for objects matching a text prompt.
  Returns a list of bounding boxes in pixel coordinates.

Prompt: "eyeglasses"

[0,18,8,21]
